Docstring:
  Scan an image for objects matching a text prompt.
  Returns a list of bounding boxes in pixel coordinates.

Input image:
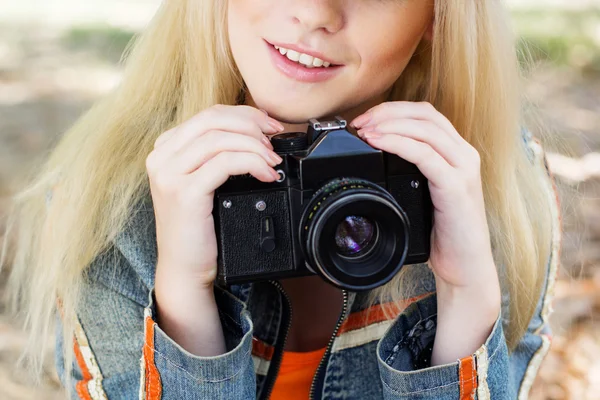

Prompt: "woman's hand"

[147,105,284,287]
[146,104,284,356]
[350,101,501,364]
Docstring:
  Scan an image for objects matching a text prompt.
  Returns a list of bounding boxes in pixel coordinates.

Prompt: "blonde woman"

[6,1,561,399]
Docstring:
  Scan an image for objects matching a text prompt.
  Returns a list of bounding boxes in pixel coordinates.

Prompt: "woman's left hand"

[350,101,501,364]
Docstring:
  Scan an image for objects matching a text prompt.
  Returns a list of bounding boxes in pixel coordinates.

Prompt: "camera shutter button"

[271,131,308,153]
[260,216,276,252]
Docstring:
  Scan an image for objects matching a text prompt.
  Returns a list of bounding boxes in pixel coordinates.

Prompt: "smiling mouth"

[265,40,344,83]
[265,40,341,69]
[272,45,336,69]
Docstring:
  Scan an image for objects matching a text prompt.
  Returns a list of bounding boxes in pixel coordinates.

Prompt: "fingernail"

[271,169,281,180]
[269,120,285,132]
[363,131,382,139]
[262,136,274,149]
[350,111,372,128]
[263,123,279,134]
[269,152,283,165]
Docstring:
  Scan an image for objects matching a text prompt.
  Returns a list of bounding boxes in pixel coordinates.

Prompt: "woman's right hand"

[146,104,285,288]
[146,105,284,356]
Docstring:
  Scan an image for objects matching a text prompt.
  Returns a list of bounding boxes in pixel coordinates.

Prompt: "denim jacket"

[55,130,560,399]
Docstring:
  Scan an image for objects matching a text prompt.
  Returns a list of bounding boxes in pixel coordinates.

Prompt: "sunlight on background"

[0,1,598,399]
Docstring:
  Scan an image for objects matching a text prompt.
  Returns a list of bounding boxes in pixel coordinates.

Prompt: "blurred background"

[0,0,599,399]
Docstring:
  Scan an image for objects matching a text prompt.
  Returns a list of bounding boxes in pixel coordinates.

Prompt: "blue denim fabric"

[58,254,551,399]
[377,294,509,399]
[54,130,557,399]
[147,289,256,400]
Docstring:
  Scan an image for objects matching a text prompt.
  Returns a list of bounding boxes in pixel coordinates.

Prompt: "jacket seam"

[145,344,252,383]
[381,378,459,395]
[90,243,150,308]
[515,134,560,397]
[218,307,244,328]
[380,317,503,395]
[380,339,501,397]
[93,274,148,309]
[488,332,503,361]
[516,332,552,399]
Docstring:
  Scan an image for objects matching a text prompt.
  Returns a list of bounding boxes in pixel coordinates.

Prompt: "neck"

[280,275,344,352]
[243,89,392,137]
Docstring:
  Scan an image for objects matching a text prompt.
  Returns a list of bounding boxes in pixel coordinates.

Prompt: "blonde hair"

[4,0,555,385]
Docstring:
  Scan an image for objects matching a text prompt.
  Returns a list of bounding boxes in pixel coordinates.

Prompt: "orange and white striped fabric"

[140,308,162,400]
[73,318,108,400]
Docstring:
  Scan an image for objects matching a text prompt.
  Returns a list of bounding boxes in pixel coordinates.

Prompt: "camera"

[213,117,433,291]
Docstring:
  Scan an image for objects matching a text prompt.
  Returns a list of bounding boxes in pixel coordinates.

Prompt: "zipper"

[259,280,293,400]
[309,289,349,400]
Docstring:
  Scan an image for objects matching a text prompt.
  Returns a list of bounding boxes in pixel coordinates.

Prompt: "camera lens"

[334,216,377,258]
[300,178,410,291]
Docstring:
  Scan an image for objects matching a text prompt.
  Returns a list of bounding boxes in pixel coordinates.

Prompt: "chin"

[255,98,342,124]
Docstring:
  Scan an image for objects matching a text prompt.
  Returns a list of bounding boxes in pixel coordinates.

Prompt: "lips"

[266,39,341,67]
[274,45,332,69]
[265,40,344,83]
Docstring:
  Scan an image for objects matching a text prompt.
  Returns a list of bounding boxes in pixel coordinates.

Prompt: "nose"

[288,0,344,34]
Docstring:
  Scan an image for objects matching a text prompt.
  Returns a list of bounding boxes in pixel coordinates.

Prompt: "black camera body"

[213,117,433,291]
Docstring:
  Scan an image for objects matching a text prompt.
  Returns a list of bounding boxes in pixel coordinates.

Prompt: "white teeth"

[286,49,300,62]
[273,45,331,68]
[298,53,314,67]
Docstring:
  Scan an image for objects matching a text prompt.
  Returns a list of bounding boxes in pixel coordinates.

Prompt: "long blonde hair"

[4,0,555,383]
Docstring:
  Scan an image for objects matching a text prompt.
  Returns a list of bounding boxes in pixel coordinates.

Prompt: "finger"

[352,101,462,143]
[191,151,280,195]
[161,105,282,156]
[364,134,454,189]
[154,127,178,148]
[169,130,283,174]
[358,119,463,167]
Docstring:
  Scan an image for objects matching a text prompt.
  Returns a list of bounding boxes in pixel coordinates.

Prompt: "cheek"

[228,0,266,42]
[368,42,412,71]
[351,5,432,85]
[355,39,417,94]
[228,2,246,34]
[228,2,259,72]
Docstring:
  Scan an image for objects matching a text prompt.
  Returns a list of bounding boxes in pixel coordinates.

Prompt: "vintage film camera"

[213,117,433,291]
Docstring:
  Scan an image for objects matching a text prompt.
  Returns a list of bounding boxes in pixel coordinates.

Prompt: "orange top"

[270,347,327,400]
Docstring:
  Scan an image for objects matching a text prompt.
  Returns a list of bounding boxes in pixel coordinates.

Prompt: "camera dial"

[271,131,308,153]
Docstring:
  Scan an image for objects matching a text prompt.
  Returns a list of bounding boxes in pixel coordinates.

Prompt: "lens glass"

[300,178,410,291]
[334,216,376,258]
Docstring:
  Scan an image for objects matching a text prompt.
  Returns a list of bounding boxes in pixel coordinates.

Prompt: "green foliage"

[62,25,136,64]
[513,8,600,74]
[59,9,600,74]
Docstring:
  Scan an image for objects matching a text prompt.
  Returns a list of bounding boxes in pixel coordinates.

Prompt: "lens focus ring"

[299,178,410,291]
